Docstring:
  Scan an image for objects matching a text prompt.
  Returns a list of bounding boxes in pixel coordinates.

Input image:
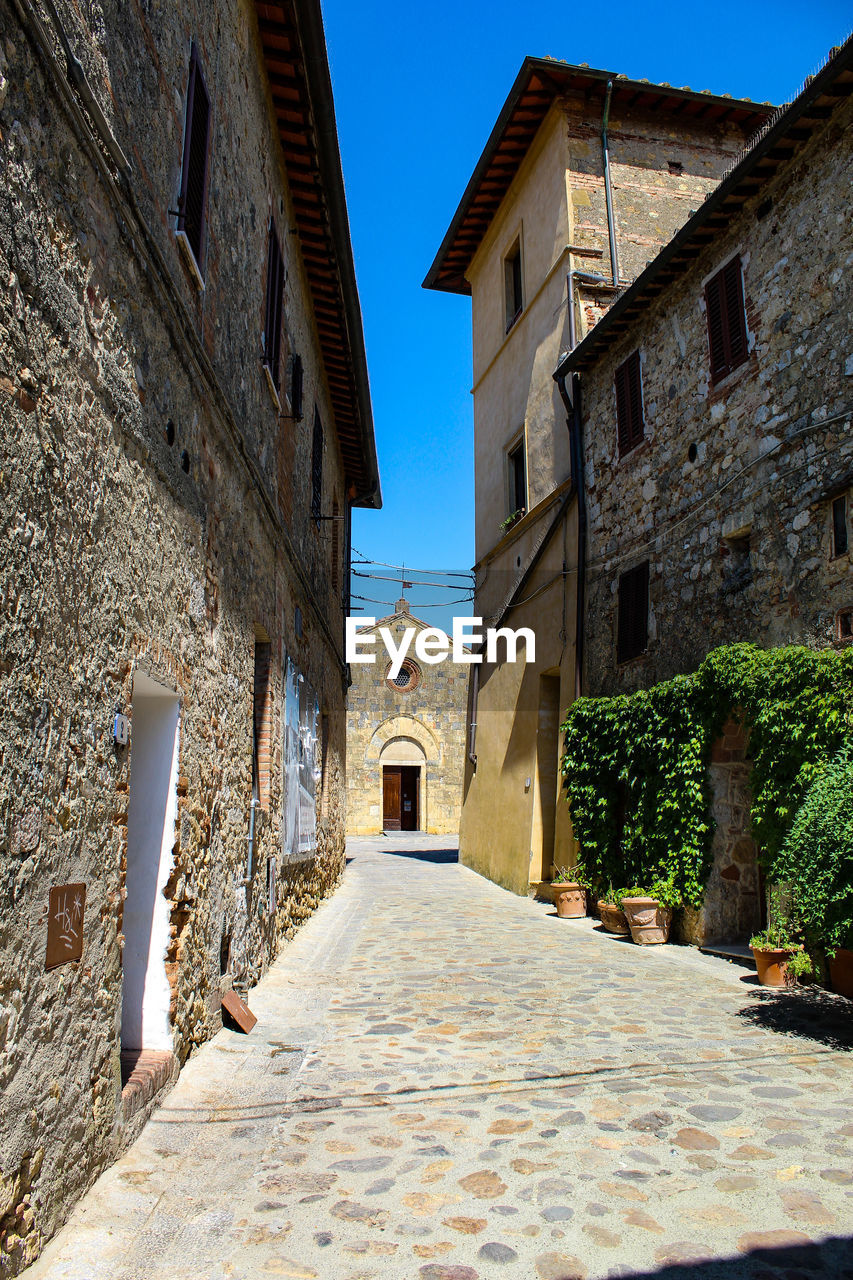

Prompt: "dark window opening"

[721,534,753,595]
[177,44,211,271]
[705,255,748,384]
[508,439,526,518]
[617,561,649,663]
[839,608,853,641]
[252,635,272,810]
[756,197,773,220]
[311,408,323,521]
[832,495,848,558]
[667,160,683,175]
[263,222,285,392]
[615,350,644,456]
[290,353,303,420]
[504,240,523,332]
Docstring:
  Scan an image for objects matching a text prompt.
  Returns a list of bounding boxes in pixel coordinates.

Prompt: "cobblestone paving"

[30,836,853,1280]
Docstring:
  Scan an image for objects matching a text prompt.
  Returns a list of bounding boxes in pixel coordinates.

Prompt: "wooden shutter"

[617,561,649,663]
[178,45,211,268]
[291,353,303,420]
[311,408,323,520]
[615,351,644,456]
[264,223,285,390]
[705,256,747,384]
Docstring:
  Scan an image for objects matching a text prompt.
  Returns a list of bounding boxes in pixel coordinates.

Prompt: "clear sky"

[323,0,850,630]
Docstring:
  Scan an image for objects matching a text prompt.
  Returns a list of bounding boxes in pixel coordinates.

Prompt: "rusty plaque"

[45,883,86,970]
[221,989,257,1033]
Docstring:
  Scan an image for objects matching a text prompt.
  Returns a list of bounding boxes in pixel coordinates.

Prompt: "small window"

[615,350,644,456]
[385,659,420,693]
[177,44,211,272]
[290,353,304,421]
[263,222,285,392]
[252,634,272,811]
[617,562,649,663]
[311,408,323,521]
[838,608,853,642]
[667,160,684,175]
[705,255,748,384]
[507,438,526,520]
[832,495,848,558]
[504,239,523,332]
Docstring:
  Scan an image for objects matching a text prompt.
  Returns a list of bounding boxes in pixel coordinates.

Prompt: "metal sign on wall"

[45,883,86,970]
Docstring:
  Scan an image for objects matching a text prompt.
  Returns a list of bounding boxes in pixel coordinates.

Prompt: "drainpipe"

[556,367,586,702]
[601,80,620,288]
[242,797,260,886]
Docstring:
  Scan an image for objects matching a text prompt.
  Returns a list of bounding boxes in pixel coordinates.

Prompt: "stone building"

[425,58,771,895]
[346,601,466,835]
[0,1,378,1272]
[554,39,853,942]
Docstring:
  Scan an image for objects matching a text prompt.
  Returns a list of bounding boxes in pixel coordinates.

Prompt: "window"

[252,633,272,811]
[615,350,644,456]
[832,495,848,558]
[507,438,526,519]
[290,353,303,421]
[838,608,853,642]
[385,659,420,693]
[177,44,211,273]
[705,255,748,384]
[263,222,285,392]
[617,561,649,663]
[667,160,684,175]
[311,408,323,521]
[504,239,523,332]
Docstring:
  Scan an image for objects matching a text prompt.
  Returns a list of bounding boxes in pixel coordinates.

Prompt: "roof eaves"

[554,36,853,378]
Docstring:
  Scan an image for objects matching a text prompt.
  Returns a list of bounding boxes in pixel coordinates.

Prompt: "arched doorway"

[379,737,426,831]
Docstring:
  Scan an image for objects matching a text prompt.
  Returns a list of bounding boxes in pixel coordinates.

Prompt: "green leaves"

[560,643,853,914]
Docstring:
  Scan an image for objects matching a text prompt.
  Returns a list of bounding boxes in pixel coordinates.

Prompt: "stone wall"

[0,1,366,1272]
[579,92,853,696]
[347,604,467,835]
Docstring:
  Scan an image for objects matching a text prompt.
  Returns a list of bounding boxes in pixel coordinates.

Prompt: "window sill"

[617,434,651,465]
[708,355,752,398]
[263,362,282,412]
[175,229,205,292]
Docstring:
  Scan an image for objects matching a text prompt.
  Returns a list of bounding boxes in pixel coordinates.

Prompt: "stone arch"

[366,715,440,766]
[379,736,426,765]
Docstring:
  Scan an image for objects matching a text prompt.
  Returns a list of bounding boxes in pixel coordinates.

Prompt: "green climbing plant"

[560,643,853,909]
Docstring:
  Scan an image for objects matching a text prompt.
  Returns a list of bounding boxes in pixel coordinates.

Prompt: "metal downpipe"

[601,80,620,288]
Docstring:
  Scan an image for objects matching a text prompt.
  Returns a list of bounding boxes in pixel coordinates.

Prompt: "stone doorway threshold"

[120,1049,177,1123]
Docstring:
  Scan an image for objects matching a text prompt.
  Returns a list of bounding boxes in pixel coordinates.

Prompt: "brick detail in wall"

[253,640,273,810]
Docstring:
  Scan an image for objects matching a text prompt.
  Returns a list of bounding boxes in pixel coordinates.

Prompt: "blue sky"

[323,1,850,629]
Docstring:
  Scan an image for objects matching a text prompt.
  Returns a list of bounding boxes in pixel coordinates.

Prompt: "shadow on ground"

[735,987,853,1051]
[382,846,459,864]
[594,1235,853,1279]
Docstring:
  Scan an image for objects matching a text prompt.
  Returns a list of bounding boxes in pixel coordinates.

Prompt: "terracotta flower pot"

[752,947,793,987]
[551,882,587,918]
[621,897,672,945]
[597,900,630,935]
[828,948,853,1000]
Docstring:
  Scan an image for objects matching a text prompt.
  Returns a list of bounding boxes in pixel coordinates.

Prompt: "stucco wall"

[0,1,357,1271]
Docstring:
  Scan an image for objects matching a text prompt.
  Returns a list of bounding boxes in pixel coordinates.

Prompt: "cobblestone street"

[30,837,853,1280]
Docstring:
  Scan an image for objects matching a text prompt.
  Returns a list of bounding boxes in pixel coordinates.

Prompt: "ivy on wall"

[560,643,853,908]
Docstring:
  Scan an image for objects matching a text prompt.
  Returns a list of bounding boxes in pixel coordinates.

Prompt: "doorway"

[383,765,420,831]
[121,671,180,1053]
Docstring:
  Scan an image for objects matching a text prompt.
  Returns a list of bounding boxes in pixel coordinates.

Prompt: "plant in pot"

[618,879,679,945]
[597,884,630,935]
[550,866,589,919]
[750,906,803,988]
[772,748,853,999]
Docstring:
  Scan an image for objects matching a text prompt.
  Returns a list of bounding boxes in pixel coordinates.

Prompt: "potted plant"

[550,866,588,919]
[619,881,676,945]
[597,884,630,935]
[750,903,802,987]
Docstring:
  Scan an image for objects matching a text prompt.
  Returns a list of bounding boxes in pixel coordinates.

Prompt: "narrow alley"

[29,838,853,1280]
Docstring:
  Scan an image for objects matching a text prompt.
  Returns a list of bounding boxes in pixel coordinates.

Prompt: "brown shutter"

[615,350,644,456]
[178,45,211,268]
[291,354,303,420]
[264,222,285,390]
[706,256,747,384]
[617,561,649,663]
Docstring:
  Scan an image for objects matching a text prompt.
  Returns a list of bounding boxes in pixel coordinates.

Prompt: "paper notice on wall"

[283,654,318,862]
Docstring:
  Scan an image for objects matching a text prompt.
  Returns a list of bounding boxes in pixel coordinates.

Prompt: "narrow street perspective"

[28,837,853,1280]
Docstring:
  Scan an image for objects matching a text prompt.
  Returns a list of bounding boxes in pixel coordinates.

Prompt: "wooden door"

[383,767,401,830]
[400,767,419,831]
